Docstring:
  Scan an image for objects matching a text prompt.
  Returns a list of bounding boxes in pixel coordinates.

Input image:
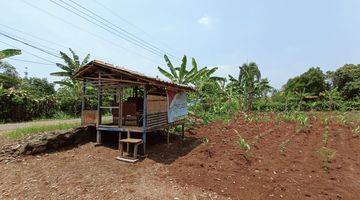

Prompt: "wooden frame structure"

[74,60,194,156]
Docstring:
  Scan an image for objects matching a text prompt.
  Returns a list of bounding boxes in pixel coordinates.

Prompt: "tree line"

[0,48,359,122]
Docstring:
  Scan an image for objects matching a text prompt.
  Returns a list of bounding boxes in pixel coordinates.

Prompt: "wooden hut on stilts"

[73,60,194,162]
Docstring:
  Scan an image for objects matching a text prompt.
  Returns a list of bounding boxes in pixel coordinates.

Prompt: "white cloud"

[198,15,212,26]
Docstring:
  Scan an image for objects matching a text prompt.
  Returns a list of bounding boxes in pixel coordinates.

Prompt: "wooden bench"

[118,136,143,162]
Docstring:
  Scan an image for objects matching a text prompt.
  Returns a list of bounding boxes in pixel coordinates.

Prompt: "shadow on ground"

[1,124,202,165]
[100,130,202,165]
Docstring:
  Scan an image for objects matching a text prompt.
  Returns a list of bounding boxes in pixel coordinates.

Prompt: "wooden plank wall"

[146,112,168,131]
[146,95,168,131]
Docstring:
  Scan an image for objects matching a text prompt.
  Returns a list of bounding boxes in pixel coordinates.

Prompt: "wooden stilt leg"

[134,144,138,159]
[118,131,122,150]
[126,131,130,154]
[181,124,185,140]
[96,130,101,144]
[167,128,170,145]
[120,142,123,156]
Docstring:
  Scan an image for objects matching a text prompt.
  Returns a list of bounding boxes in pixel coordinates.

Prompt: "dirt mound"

[0,126,96,162]
[168,113,360,199]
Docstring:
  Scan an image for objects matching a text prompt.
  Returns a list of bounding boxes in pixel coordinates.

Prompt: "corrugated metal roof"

[74,60,195,91]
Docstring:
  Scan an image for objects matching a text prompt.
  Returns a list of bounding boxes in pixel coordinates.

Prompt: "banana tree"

[0,49,21,88]
[254,78,272,98]
[51,48,90,87]
[229,62,261,110]
[158,54,225,86]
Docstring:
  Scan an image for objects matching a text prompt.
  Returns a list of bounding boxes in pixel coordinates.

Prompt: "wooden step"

[119,138,143,144]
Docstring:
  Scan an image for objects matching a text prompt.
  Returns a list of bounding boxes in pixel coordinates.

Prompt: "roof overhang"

[73,60,195,92]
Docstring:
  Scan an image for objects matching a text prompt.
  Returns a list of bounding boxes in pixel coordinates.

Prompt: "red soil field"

[167,113,360,199]
[0,112,359,199]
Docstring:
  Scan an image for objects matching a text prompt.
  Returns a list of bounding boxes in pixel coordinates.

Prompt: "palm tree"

[0,49,21,88]
[51,48,90,87]
[229,62,261,110]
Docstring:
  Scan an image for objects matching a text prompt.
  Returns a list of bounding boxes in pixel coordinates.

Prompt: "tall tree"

[20,77,55,97]
[0,49,21,88]
[331,64,360,100]
[229,62,261,110]
[283,67,326,95]
[51,48,90,87]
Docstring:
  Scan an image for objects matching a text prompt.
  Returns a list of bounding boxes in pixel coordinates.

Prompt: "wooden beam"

[142,86,147,155]
[118,87,123,128]
[96,72,102,144]
[82,77,145,85]
[81,80,86,125]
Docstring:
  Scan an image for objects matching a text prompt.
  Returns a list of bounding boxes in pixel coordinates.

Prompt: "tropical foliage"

[330,64,360,100]
[228,62,272,110]
[158,55,224,85]
[0,49,21,88]
[0,48,359,123]
[51,48,90,87]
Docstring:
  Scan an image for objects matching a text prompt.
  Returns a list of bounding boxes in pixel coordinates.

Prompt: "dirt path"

[0,143,223,200]
[0,118,81,134]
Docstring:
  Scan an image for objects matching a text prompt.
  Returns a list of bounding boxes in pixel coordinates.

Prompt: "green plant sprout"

[233,129,251,163]
[243,113,254,123]
[322,118,330,145]
[238,135,251,152]
[279,139,291,155]
[337,114,348,126]
[295,113,309,133]
[202,137,209,145]
[318,147,336,172]
[352,126,360,137]
[323,126,330,145]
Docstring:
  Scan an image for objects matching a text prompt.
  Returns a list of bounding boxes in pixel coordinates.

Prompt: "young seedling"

[202,137,209,145]
[243,113,253,123]
[322,117,330,145]
[322,126,330,145]
[279,139,291,156]
[238,134,251,164]
[296,114,310,133]
[238,135,251,152]
[234,129,251,164]
[337,114,347,126]
[352,126,360,137]
[318,147,336,172]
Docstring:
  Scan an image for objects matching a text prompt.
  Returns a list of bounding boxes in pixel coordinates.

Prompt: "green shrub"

[0,88,57,122]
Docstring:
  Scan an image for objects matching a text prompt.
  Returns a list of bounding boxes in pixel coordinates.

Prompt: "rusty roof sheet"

[73,60,195,91]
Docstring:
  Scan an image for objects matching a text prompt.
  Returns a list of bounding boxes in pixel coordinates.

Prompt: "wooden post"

[96,72,102,144]
[142,86,147,155]
[181,124,185,140]
[127,130,130,153]
[81,81,86,125]
[118,130,122,150]
[167,128,170,145]
[118,87,123,127]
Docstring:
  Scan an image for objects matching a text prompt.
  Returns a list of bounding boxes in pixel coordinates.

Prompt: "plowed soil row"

[167,113,360,199]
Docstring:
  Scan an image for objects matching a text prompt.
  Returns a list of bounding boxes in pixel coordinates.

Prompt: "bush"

[0,87,57,122]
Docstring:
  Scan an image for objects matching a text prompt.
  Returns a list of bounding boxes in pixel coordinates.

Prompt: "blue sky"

[1,0,360,89]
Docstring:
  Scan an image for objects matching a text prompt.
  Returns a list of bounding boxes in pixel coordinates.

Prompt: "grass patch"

[6,122,80,140]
